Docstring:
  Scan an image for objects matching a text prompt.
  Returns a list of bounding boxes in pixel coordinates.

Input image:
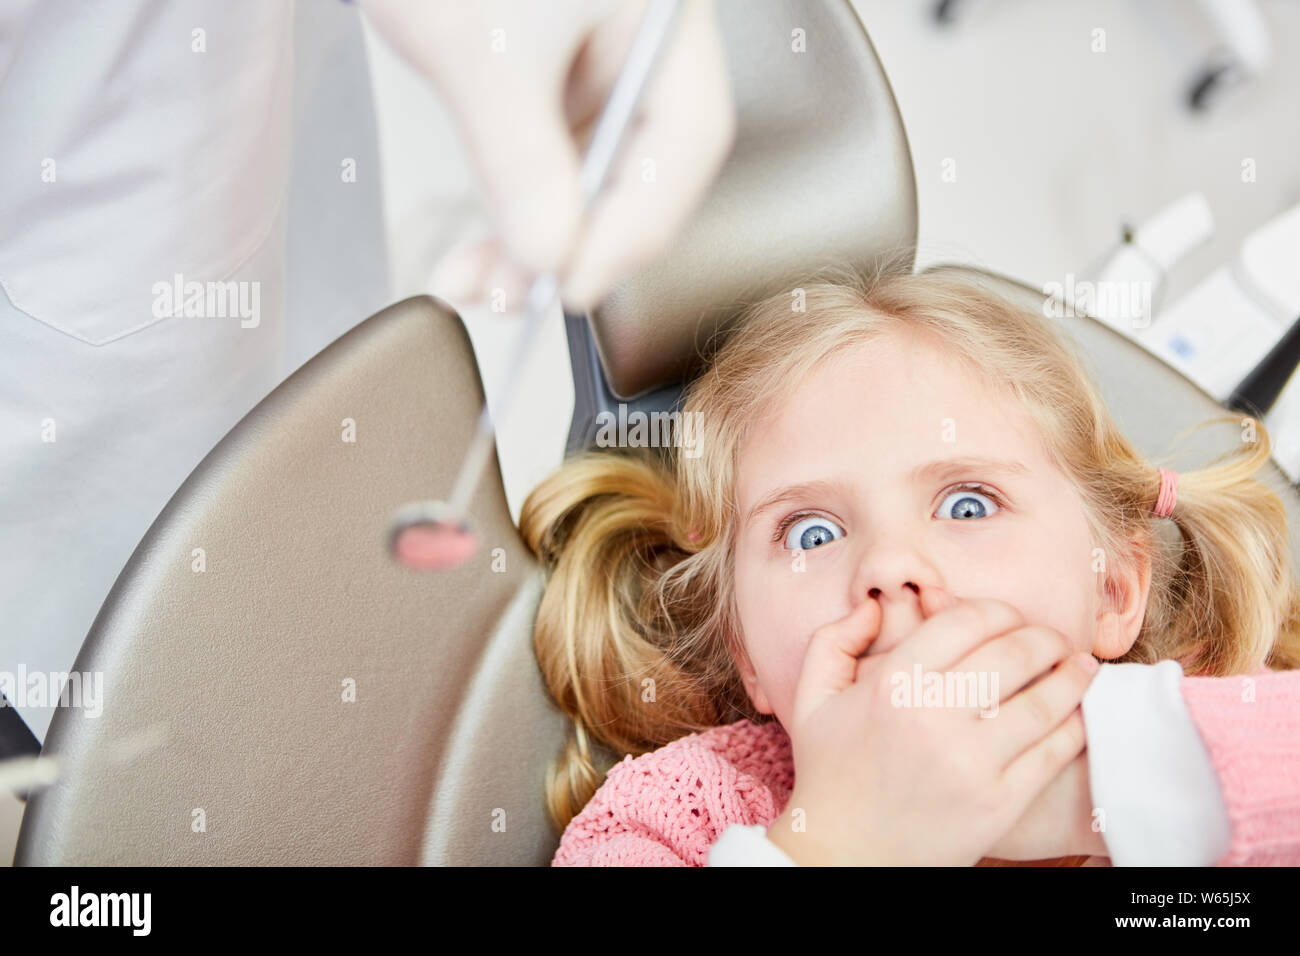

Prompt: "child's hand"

[985,752,1109,861]
[766,588,1097,866]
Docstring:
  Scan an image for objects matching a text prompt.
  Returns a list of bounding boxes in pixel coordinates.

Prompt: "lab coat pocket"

[0,0,294,346]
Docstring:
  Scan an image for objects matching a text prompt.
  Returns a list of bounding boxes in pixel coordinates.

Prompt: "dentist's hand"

[359,0,737,312]
[766,588,1098,866]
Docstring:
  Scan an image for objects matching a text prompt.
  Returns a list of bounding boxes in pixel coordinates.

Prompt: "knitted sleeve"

[1181,669,1300,865]
[551,718,794,867]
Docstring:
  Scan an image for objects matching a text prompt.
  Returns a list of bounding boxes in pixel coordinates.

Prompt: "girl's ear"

[731,641,775,716]
[1092,535,1153,659]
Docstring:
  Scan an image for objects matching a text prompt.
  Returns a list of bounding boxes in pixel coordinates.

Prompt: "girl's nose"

[852,535,946,655]
[866,581,927,657]
[866,580,920,602]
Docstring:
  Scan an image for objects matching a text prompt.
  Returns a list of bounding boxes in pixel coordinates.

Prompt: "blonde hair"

[519,264,1300,833]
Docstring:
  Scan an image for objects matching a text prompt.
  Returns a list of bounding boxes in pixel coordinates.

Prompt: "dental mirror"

[388,0,684,571]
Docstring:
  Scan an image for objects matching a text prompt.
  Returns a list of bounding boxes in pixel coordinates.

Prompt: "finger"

[429,235,546,313]
[920,584,957,619]
[444,58,586,281]
[560,0,648,141]
[992,654,1097,766]
[891,597,1027,674]
[558,0,737,311]
[428,237,503,304]
[483,258,535,311]
[1000,709,1087,812]
[957,625,1075,708]
[790,599,882,729]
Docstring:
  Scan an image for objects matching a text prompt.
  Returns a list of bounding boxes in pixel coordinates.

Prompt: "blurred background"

[361,0,1300,525]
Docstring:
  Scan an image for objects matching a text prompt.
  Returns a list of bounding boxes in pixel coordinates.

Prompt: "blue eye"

[781,514,845,551]
[936,487,1001,520]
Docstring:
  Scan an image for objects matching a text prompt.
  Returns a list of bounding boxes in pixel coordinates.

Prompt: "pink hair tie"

[1153,467,1179,518]
[687,528,700,543]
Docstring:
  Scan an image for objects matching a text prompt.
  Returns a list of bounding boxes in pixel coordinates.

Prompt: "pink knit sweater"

[1182,669,1300,865]
[552,670,1300,866]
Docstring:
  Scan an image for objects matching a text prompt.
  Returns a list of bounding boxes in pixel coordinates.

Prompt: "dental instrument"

[387,0,685,571]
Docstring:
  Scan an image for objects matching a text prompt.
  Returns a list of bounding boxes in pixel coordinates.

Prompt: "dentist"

[0,0,736,749]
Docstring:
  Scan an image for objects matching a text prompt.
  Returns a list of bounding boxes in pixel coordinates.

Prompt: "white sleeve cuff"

[707,823,799,866]
[1081,660,1232,866]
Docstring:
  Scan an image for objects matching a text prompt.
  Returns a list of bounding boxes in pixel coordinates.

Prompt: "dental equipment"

[386,0,685,571]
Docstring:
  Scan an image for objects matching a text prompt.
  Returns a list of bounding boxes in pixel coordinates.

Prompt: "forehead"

[737,327,1050,499]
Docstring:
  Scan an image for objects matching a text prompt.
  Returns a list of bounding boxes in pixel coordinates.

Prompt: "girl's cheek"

[754,630,808,715]
[773,645,807,727]
[991,566,1096,653]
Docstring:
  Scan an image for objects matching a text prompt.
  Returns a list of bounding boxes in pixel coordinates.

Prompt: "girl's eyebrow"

[743,479,850,531]
[911,456,1031,484]
[743,457,1029,531]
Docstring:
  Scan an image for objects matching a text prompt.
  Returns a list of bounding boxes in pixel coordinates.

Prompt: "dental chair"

[16,0,1300,866]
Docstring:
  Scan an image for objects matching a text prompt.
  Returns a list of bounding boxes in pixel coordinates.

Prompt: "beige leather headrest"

[589,0,917,399]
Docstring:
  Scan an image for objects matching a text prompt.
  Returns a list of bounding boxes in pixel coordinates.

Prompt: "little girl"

[519,265,1300,866]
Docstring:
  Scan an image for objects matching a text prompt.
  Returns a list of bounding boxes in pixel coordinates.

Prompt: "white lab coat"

[0,0,389,742]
